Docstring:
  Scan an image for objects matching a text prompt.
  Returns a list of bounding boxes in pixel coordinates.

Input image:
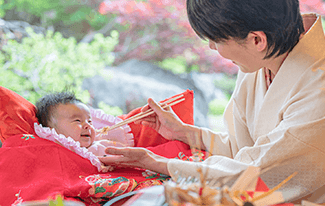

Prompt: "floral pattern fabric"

[0,134,195,205]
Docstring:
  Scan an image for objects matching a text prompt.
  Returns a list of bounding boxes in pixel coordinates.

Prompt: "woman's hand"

[134,98,187,141]
[134,98,205,149]
[98,146,170,175]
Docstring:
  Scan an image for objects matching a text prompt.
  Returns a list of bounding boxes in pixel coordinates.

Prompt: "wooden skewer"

[99,94,185,133]
[112,93,184,128]
[119,94,184,126]
[102,97,185,132]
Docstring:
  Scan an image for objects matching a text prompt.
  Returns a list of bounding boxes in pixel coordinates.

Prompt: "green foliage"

[0,0,5,17]
[209,74,236,115]
[0,0,108,31]
[6,0,64,17]
[0,28,119,104]
[98,101,123,116]
[158,56,199,74]
[0,0,68,21]
[59,6,109,30]
[214,75,237,100]
[87,11,110,30]
[208,98,229,116]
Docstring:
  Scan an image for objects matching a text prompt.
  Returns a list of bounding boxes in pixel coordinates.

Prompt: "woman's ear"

[248,31,268,52]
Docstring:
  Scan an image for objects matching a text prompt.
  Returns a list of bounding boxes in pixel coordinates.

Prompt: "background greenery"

[0,28,119,104]
[1,0,323,122]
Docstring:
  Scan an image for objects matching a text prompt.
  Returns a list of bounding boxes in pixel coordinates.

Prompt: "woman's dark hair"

[36,91,82,127]
[186,0,305,59]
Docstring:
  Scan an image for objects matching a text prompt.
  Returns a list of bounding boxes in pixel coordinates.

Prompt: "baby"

[35,91,128,171]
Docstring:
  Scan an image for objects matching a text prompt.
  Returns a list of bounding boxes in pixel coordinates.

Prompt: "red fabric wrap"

[0,86,38,142]
[119,90,194,147]
[0,87,289,205]
[0,134,165,205]
[0,87,195,205]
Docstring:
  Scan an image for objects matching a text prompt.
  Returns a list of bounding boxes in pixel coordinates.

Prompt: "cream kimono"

[167,14,325,202]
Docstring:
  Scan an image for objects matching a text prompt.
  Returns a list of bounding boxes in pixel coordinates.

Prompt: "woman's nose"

[209,40,217,50]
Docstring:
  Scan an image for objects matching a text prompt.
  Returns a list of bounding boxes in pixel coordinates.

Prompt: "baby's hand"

[100,164,114,173]
[97,127,134,147]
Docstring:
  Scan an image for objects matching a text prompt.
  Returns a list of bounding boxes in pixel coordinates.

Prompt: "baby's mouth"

[81,134,90,138]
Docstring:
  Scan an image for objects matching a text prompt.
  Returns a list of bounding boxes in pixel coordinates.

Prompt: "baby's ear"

[46,117,56,129]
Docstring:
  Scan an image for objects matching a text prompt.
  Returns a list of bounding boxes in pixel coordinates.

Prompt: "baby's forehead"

[74,102,91,112]
[52,102,91,117]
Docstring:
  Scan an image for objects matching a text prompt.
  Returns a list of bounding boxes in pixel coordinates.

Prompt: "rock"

[0,18,45,38]
[83,59,227,127]
[0,18,46,49]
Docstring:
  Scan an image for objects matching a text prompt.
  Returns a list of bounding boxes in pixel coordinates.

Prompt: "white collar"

[34,123,102,172]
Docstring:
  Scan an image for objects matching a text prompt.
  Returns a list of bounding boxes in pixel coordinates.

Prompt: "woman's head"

[186,0,304,59]
[36,92,96,148]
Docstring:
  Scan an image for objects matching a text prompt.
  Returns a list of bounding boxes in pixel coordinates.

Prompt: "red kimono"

[0,87,196,205]
[0,133,196,205]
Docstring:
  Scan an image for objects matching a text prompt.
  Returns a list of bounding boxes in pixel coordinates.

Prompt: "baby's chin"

[81,142,93,148]
[79,137,94,148]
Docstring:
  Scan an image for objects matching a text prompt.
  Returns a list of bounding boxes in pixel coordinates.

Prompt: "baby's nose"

[83,122,91,129]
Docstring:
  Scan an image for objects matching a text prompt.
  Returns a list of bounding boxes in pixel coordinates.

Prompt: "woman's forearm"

[176,124,206,151]
[146,155,170,175]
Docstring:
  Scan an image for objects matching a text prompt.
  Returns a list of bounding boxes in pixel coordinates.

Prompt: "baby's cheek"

[91,128,96,143]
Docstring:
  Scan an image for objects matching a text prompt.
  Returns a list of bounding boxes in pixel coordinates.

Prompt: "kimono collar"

[253,13,325,139]
[34,123,102,172]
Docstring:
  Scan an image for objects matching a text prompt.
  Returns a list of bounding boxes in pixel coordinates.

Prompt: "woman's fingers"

[134,116,156,124]
[140,103,150,112]
[98,146,170,175]
[104,147,146,160]
[147,98,166,115]
[104,146,127,155]
[98,155,120,165]
[141,121,156,128]
[99,147,133,165]
[99,147,152,169]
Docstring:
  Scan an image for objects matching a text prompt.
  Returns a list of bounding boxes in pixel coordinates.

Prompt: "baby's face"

[48,102,96,148]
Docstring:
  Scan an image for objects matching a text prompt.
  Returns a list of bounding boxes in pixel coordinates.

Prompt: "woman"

[100,0,325,202]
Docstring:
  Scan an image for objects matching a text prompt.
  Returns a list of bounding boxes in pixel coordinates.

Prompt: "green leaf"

[69,7,91,24]
[98,102,123,116]
[208,98,229,116]
[0,28,119,104]
[95,187,106,194]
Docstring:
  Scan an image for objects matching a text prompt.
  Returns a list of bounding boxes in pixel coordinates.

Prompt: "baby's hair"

[36,91,82,127]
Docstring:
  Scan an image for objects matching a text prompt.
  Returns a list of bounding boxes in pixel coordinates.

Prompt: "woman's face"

[48,102,96,148]
[209,37,264,73]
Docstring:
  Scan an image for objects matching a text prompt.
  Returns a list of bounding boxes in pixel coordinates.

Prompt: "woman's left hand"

[98,147,170,175]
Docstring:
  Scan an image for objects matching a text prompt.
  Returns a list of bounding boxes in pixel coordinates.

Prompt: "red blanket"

[0,87,295,205]
[0,133,195,205]
[0,86,196,205]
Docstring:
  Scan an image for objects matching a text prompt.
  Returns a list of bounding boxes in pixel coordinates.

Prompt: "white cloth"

[167,13,325,202]
[90,107,134,147]
[34,108,134,172]
[88,139,128,157]
[34,123,103,172]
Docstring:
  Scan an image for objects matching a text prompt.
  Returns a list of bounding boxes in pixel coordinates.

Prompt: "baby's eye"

[88,120,93,125]
[74,119,81,122]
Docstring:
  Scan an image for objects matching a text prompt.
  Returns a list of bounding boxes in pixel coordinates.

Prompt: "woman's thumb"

[147,98,164,115]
